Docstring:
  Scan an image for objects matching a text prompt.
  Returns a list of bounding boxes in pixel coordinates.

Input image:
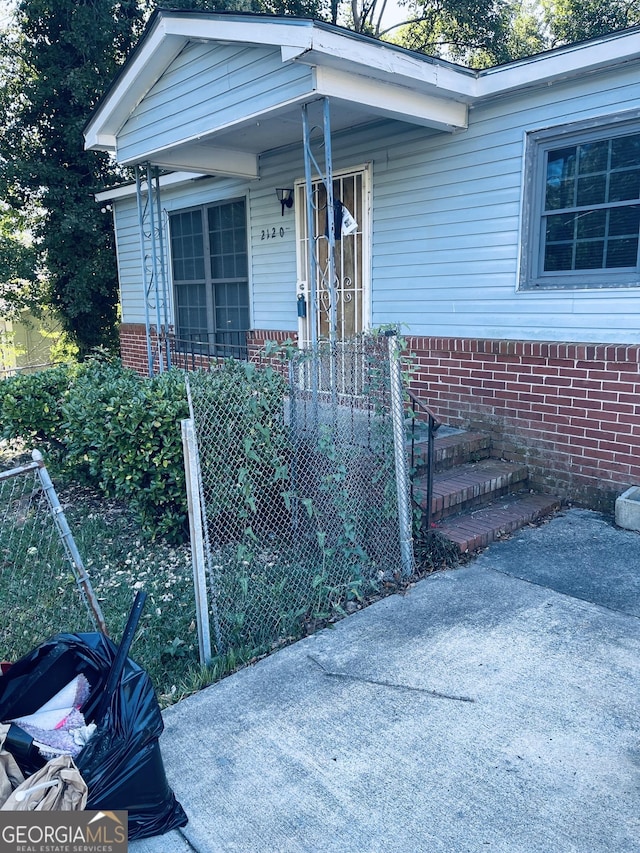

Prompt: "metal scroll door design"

[297,170,366,347]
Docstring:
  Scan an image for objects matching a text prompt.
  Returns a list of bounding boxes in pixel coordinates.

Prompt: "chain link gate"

[182,333,413,663]
[0,451,107,661]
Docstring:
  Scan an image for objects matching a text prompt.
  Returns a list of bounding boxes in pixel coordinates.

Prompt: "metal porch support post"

[322,98,337,351]
[302,105,319,358]
[147,163,165,372]
[153,166,172,370]
[322,98,338,412]
[135,165,155,377]
[302,104,320,419]
[301,98,338,414]
[386,331,414,576]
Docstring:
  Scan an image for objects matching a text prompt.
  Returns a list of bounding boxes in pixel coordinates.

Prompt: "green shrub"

[0,364,77,453]
[61,361,189,541]
[0,359,189,540]
[0,356,295,545]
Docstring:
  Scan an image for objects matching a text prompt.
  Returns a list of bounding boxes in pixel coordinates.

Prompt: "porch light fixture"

[276,188,293,216]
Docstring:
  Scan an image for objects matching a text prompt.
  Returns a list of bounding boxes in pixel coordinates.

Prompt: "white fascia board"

[174,15,476,100]
[120,144,259,179]
[165,15,314,50]
[294,31,477,101]
[95,171,206,202]
[315,66,468,131]
[477,30,640,98]
[282,44,309,62]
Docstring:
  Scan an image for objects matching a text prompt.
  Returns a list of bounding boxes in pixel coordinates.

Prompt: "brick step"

[413,458,530,521]
[410,430,491,473]
[433,492,562,554]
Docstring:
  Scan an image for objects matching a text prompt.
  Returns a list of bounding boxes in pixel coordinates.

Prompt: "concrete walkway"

[132,509,640,853]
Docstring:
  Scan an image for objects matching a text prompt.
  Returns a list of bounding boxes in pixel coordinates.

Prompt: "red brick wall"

[120,324,155,375]
[408,337,640,513]
[246,329,297,354]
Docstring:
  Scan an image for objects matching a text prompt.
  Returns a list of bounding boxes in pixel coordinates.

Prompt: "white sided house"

[86,10,640,517]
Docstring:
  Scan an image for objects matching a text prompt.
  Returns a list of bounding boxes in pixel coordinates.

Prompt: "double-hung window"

[520,117,640,289]
[170,198,249,355]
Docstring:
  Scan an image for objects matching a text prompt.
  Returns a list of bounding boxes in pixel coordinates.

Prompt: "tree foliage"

[0,0,328,355]
[351,0,639,65]
[542,0,640,45]
[0,204,39,316]
[371,0,549,66]
[0,0,145,355]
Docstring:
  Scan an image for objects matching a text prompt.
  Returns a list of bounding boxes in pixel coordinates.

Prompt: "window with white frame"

[520,117,640,290]
[169,198,249,354]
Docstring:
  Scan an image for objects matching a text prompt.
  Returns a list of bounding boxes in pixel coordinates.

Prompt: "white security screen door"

[296,166,370,346]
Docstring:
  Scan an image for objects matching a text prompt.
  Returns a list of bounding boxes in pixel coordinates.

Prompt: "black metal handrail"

[407,389,442,534]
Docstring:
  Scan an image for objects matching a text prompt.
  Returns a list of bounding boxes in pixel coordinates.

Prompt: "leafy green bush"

[61,361,189,541]
[0,357,296,544]
[0,359,189,540]
[0,364,77,453]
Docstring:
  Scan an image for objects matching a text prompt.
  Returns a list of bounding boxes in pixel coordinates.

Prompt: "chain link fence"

[0,452,107,661]
[183,333,412,662]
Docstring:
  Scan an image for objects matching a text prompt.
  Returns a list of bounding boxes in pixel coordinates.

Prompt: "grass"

[63,489,203,706]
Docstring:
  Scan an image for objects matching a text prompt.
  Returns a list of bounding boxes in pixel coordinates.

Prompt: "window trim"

[519,111,640,291]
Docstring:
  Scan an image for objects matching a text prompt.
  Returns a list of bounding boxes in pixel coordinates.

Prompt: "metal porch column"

[134,164,171,375]
[302,98,338,409]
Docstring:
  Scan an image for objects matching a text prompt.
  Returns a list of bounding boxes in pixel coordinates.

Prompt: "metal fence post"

[386,332,414,576]
[181,418,213,665]
[33,450,108,634]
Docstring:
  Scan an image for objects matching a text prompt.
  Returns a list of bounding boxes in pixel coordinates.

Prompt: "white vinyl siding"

[117,42,314,164]
[366,65,640,343]
[111,61,640,345]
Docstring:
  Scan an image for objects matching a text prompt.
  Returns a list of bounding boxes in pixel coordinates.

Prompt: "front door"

[296,165,370,347]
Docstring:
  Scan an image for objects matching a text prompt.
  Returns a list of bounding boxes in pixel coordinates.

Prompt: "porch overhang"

[115,70,468,176]
[84,11,472,176]
[84,11,640,178]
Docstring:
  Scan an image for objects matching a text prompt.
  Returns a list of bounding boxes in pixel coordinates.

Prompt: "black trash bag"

[0,632,187,840]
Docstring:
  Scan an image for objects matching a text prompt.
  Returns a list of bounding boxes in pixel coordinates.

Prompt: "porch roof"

[84,11,640,178]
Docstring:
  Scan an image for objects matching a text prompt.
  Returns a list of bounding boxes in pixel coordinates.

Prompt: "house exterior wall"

[111,57,640,512]
[365,65,640,343]
[113,62,640,343]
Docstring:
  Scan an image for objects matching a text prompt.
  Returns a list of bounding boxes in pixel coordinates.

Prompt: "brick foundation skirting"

[120,324,639,513]
[119,324,156,375]
[407,336,640,513]
[120,326,299,376]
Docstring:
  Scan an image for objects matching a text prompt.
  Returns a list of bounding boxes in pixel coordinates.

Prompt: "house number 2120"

[261,227,285,240]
